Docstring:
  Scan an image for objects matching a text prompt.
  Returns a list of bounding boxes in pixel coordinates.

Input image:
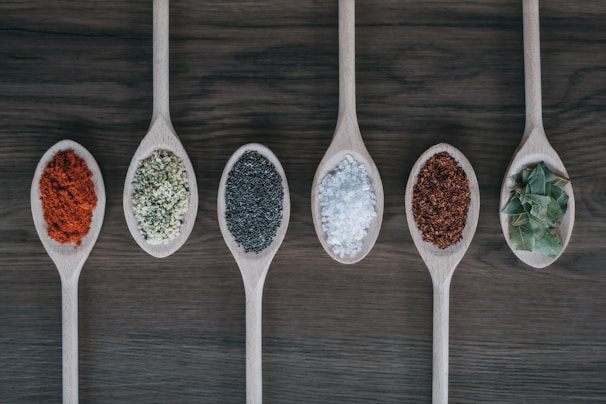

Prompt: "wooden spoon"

[123,0,198,258]
[499,0,575,268]
[405,143,480,404]
[31,139,106,404]
[217,143,290,404]
[311,0,384,264]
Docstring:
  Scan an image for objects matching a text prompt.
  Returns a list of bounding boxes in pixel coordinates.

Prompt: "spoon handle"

[432,280,450,404]
[152,0,170,123]
[523,0,543,134]
[245,286,263,404]
[338,0,356,121]
[61,278,79,404]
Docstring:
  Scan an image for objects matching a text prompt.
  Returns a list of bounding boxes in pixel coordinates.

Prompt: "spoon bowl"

[405,143,479,404]
[32,140,106,272]
[123,119,198,258]
[311,0,384,264]
[499,0,575,268]
[311,144,384,265]
[405,143,480,277]
[218,143,291,285]
[31,139,106,403]
[499,130,575,268]
[217,143,290,403]
[123,0,198,258]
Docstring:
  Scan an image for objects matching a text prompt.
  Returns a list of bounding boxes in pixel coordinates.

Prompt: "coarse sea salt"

[318,154,377,258]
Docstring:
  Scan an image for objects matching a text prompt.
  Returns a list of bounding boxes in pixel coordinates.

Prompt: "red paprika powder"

[39,149,98,246]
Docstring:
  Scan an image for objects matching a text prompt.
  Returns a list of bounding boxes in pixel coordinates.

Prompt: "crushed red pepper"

[412,151,470,249]
[39,149,97,246]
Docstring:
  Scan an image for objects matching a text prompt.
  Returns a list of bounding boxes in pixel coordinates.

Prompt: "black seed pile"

[225,150,284,253]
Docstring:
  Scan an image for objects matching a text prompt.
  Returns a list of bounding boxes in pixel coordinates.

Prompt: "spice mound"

[318,154,377,258]
[225,150,284,254]
[502,161,569,258]
[412,151,470,249]
[132,149,190,245]
[39,149,98,246]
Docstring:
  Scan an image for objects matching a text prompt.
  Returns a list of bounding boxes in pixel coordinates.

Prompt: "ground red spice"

[39,149,97,246]
[412,151,470,249]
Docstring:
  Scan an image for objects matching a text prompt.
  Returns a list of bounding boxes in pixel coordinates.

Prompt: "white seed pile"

[318,154,377,258]
[132,149,190,244]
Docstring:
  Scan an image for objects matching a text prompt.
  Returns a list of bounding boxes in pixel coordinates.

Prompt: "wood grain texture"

[1,0,605,402]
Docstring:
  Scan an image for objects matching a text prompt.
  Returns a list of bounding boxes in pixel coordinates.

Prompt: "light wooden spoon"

[499,0,574,268]
[311,0,384,264]
[123,0,198,258]
[31,139,106,404]
[217,143,290,404]
[405,143,480,404]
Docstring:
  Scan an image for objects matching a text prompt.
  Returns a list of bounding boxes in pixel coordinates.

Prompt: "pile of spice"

[412,151,470,249]
[132,149,190,244]
[39,149,98,246]
[502,161,569,258]
[317,154,377,258]
[225,150,284,253]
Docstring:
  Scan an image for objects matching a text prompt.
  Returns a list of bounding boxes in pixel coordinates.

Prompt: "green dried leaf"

[550,185,562,200]
[503,196,525,215]
[530,203,545,220]
[528,215,548,239]
[546,198,564,227]
[507,161,569,258]
[534,230,562,259]
[538,162,556,183]
[557,190,569,212]
[511,172,523,184]
[525,194,551,220]
[549,175,569,188]
[522,167,532,183]
[528,163,546,195]
[511,213,529,226]
[509,221,535,251]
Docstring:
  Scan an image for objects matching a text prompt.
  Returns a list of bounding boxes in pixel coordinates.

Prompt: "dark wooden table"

[1,1,605,402]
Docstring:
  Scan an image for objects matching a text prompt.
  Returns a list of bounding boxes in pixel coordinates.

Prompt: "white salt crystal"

[318,154,377,258]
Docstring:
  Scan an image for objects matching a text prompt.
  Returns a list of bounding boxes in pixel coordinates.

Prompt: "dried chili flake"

[412,151,470,249]
[39,149,98,246]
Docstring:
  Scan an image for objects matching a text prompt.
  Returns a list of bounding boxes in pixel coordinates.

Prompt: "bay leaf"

[557,189,569,212]
[503,196,525,215]
[511,213,529,226]
[539,161,556,183]
[528,163,546,195]
[528,215,548,239]
[511,172,523,184]
[534,229,562,259]
[509,221,535,251]
[522,167,532,182]
[525,194,551,220]
[508,161,569,256]
[550,175,569,188]
[546,198,564,226]
[550,185,562,200]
